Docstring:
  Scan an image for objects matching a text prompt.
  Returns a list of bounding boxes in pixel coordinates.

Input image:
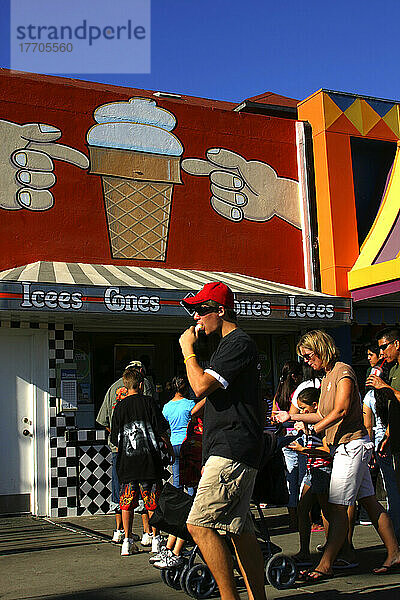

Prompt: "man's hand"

[271,410,290,424]
[366,375,388,389]
[182,148,300,227]
[179,326,197,356]
[0,119,89,211]
[378,435,389,456]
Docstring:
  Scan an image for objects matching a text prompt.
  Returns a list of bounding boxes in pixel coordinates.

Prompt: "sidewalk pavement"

[1,507,400,600]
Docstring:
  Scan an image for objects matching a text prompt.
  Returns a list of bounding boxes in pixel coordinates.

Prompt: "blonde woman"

[273,330,400,581]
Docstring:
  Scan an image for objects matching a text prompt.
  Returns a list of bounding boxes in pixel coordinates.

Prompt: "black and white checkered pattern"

[1,320,114,517]
[48,325,113,516]
[78,443,112,515]
[48,323,77,517]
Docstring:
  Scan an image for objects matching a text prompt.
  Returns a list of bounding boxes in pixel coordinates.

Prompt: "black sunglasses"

[378,340,396,351]
[194,305,219,316]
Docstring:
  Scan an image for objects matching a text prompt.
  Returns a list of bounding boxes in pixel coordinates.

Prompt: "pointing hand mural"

[0,120,89,211]
[0,97,302,271]
[182,148,301,228]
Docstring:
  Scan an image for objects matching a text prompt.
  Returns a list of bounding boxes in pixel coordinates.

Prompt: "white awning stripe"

[100,264,140,286]
[18,262,40,282]
[0,261,331,297]
[77,263,111,286]
[133,267,178,289]
[150,268,214,289]
[0,267,16,280]
[205,271,274,294]
[211,270,313,295]
[53,262,76,285]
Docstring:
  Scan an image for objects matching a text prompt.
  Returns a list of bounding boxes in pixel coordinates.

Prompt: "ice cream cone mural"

[87,98,183,261]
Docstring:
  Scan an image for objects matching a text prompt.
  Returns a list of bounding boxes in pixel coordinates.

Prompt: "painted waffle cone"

[102,176,174,260]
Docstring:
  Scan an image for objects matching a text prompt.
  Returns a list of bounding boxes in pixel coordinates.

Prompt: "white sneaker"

[149,546,170,565]
[141,532,153,546]
[153,553,185,570]
[112,529,125,543]
[121,538,135,556]
[151,534,162,553]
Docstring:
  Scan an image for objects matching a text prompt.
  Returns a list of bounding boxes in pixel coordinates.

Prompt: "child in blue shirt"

[162,376,195,493]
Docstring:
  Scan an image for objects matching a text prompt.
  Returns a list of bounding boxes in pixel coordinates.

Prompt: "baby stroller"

[150,431,297,598]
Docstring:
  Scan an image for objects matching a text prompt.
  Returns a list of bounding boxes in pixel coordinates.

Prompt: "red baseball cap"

[182,282,235,309]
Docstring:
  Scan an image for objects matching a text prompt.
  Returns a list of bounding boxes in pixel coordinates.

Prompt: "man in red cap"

[180,282,266,600]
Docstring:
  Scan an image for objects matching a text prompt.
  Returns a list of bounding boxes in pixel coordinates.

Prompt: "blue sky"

[1,0,400,104]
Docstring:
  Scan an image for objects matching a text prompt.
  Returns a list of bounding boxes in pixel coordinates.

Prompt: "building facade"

[0,71,351,517]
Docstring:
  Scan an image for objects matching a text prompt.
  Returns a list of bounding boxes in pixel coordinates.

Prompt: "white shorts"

[329,436,374,506]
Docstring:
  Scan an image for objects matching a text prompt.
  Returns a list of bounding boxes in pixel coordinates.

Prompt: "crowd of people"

[273,327,400,582]
[96,280,400,599]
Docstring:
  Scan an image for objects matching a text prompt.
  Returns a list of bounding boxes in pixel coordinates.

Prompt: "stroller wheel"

[162,564,185,590]
[160,569,168,586]
[265,554,297,590]
[179,564,190,594]
[184,564,216,599]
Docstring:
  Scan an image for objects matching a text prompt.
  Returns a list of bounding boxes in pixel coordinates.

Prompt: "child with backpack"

[110,367,174,556]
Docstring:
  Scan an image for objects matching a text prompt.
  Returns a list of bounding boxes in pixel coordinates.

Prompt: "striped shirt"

[305,431,332,470]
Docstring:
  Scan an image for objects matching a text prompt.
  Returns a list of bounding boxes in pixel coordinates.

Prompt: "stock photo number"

[19,43,73,52]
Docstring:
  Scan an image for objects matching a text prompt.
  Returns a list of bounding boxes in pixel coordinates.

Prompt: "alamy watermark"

[10,0,150,74]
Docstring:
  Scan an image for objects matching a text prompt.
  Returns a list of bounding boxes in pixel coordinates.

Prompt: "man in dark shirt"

[180,282,266,600]
[110,368,174,556]
[368,327,400,495]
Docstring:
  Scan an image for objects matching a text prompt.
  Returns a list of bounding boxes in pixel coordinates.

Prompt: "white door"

[0,330,48,515]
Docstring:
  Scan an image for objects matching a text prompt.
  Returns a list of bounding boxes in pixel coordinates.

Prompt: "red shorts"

[119,481,162,512]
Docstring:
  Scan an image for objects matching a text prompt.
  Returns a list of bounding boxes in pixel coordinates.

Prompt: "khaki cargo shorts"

[186,455,257,535]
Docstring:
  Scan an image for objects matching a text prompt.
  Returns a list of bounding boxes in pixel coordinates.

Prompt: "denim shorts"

[303,466,331,495]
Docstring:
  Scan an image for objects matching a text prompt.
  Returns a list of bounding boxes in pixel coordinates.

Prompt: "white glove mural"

[182,148,301,228]
[0,120,89,210]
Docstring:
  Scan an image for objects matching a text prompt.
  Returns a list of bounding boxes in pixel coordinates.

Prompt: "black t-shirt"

[110,393,169,483]
[203,328,263,468]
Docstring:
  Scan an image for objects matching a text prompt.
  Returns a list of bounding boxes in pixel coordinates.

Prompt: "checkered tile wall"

[48,324,112,517]
[1,320,113,517]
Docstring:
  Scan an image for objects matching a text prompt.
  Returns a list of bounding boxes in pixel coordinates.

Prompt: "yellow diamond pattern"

[325,94,400,139]
[360,100,382,135]
[323,93,343,129]
[344,99,381,135]
[383,105,400,137]
[344,98,363,133]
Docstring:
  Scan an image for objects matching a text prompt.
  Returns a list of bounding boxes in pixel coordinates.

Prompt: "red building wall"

[0,71,304,286]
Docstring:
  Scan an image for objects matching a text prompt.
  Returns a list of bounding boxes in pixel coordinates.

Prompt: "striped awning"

[0,261,330,297]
